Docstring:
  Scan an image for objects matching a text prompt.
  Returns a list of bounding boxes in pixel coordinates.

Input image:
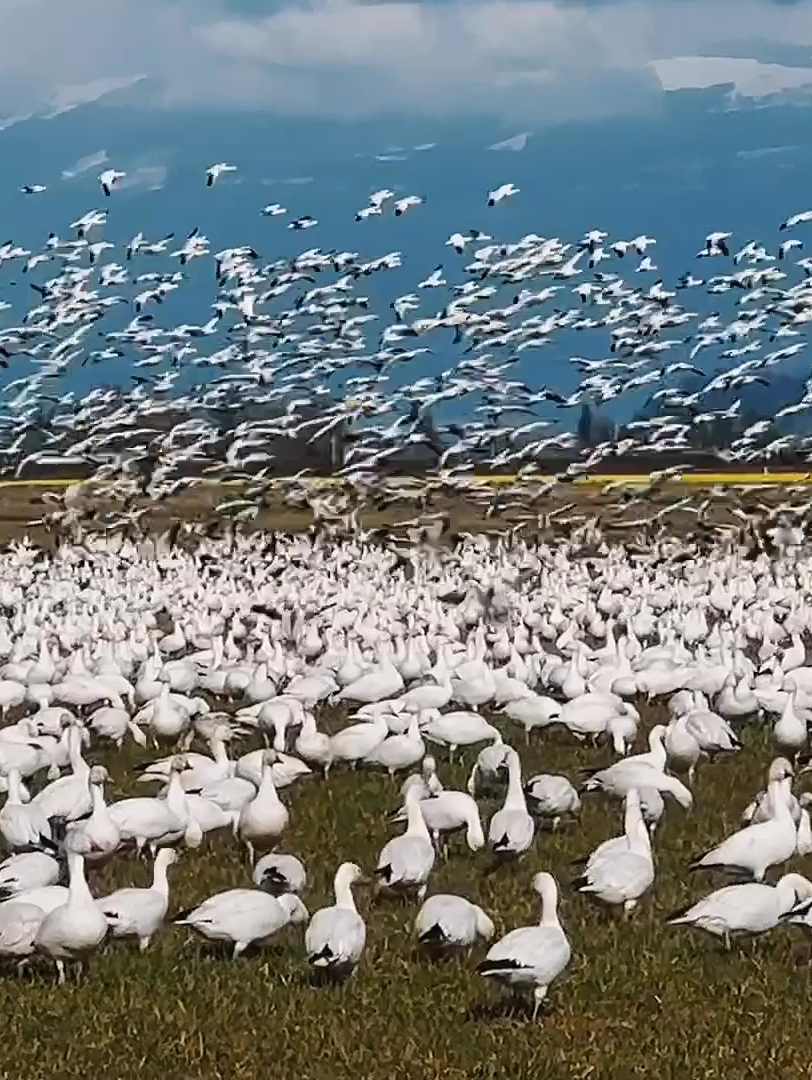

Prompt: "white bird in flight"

[487,183,520,206]
[206,163,237,187]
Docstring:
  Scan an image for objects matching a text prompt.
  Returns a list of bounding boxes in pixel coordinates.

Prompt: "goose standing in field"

[0,900,48,968]
[420,710,502,761]
[690,757,797,880]
[108,759,186,857]
[329,714,390,769]
[0,851,60,897]
[488,747,535,860]
[400,755,444,802]
[31,724,91,823]
[305,862,367,979]
[581,757,693,811]
[467,740,511,796]
[573,789,655,917]
[34,831,108,984]
[524,774,580,830]
[0,766,54,853]
[362,712,425,777]
[390,788,485,853]
[375,785,435,900]
[96,848,179,952]
[174,888,308,958]
[415,893,494,953]
[236,749,290,864]
[70,766,119,865]
[669,873,812,948]
[477,871,571,1019]
[252,852,307,896]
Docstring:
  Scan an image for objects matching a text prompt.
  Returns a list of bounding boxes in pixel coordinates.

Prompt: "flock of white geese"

[0,525,811,1017]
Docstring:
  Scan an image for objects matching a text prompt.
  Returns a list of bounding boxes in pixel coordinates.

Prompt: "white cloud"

[62,150,109,180]
[0,0,810,121]
[119,164,168,192]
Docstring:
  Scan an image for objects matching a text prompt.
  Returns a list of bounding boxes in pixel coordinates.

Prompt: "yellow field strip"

[1,472,811,490]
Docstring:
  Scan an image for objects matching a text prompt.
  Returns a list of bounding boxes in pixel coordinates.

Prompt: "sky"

[0,0,811,431]
[1,0,812,123]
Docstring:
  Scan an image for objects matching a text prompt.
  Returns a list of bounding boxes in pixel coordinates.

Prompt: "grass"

[0,708,810,1079]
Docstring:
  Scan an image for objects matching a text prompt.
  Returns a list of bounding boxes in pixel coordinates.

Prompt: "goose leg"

[532,985,548,1021]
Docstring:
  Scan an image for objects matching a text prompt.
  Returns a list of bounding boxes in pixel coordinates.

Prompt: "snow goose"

[581,759,693,811]
[391,789,485,853]
[96,848,178,952]
[691,757,797,880]
[773,693,807,757]
[236,749,290,864]
[108,759,186,857]
[34,830,108,984]
[420,709,502,761]
[669,873,812,949]
[305,862,366,980]
[0,900,47,969]
[0,851,59,897]
[477,871,571,1019]
[329,714,390,769]
[174,888,308,959]
[70,766,118,865]
[294,712,333,775]
[400,755,443,801]
[375,786,435,900]
[573,789,654,917]
[467,740,511,796]
[0,766,54,853]
[524,774,581,830]
[362,711,425,777]
[488,747,535,859]
[31,724,92,823]
[415,894,494,953]
[236,749,311,790]
[503,696,562,742]
[253,852,307,896]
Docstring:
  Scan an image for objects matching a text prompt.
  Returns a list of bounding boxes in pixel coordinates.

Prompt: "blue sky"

[0,0,812,430]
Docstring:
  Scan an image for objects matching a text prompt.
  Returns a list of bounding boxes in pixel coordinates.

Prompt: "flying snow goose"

[477,872,571,1019]
[206,163,237,186]
[99,169,125,196]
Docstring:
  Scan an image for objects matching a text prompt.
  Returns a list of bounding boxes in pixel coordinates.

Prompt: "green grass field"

[1,707,810,1080]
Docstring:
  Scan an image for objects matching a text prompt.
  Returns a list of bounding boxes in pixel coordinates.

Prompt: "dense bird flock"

[0,161,811,520]
[1,163,812,1079]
